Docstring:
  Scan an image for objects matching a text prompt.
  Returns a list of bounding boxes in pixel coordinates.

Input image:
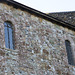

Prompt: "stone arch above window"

[4,21,14,49]
[65,40,75,65]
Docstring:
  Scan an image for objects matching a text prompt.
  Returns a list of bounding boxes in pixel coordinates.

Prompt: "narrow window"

[4,21,14,49]
[65,40,74,65]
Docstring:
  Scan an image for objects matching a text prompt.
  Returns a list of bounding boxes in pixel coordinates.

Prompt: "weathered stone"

[0,2,75,75]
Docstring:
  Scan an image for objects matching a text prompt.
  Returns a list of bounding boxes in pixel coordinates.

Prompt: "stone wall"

[0,48,19,75]
[0,3,75,75]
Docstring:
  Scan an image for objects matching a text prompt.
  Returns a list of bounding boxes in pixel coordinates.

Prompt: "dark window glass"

[4,21,14,49]
[65,40,74,65]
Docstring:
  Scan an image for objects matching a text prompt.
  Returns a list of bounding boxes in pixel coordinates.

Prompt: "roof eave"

[0,0,75,31]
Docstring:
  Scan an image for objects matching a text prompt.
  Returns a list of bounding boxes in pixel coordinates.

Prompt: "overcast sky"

[14,0,75,13]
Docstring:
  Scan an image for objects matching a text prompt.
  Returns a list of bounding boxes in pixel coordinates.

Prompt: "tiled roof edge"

[0,0,75,31]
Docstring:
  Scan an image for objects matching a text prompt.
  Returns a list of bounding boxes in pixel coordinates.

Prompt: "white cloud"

[14,0,75,13]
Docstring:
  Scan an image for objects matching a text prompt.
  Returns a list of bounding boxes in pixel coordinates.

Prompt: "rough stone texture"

[0,48,19,75]
[0,3,75,75]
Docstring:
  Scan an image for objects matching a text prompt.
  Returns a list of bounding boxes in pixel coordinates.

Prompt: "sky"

[14,0,75,13]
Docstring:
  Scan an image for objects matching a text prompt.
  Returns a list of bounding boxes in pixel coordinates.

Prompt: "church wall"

[0,3,75,75]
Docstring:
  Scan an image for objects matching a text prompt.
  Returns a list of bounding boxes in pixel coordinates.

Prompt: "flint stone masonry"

[0,3,75,75]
